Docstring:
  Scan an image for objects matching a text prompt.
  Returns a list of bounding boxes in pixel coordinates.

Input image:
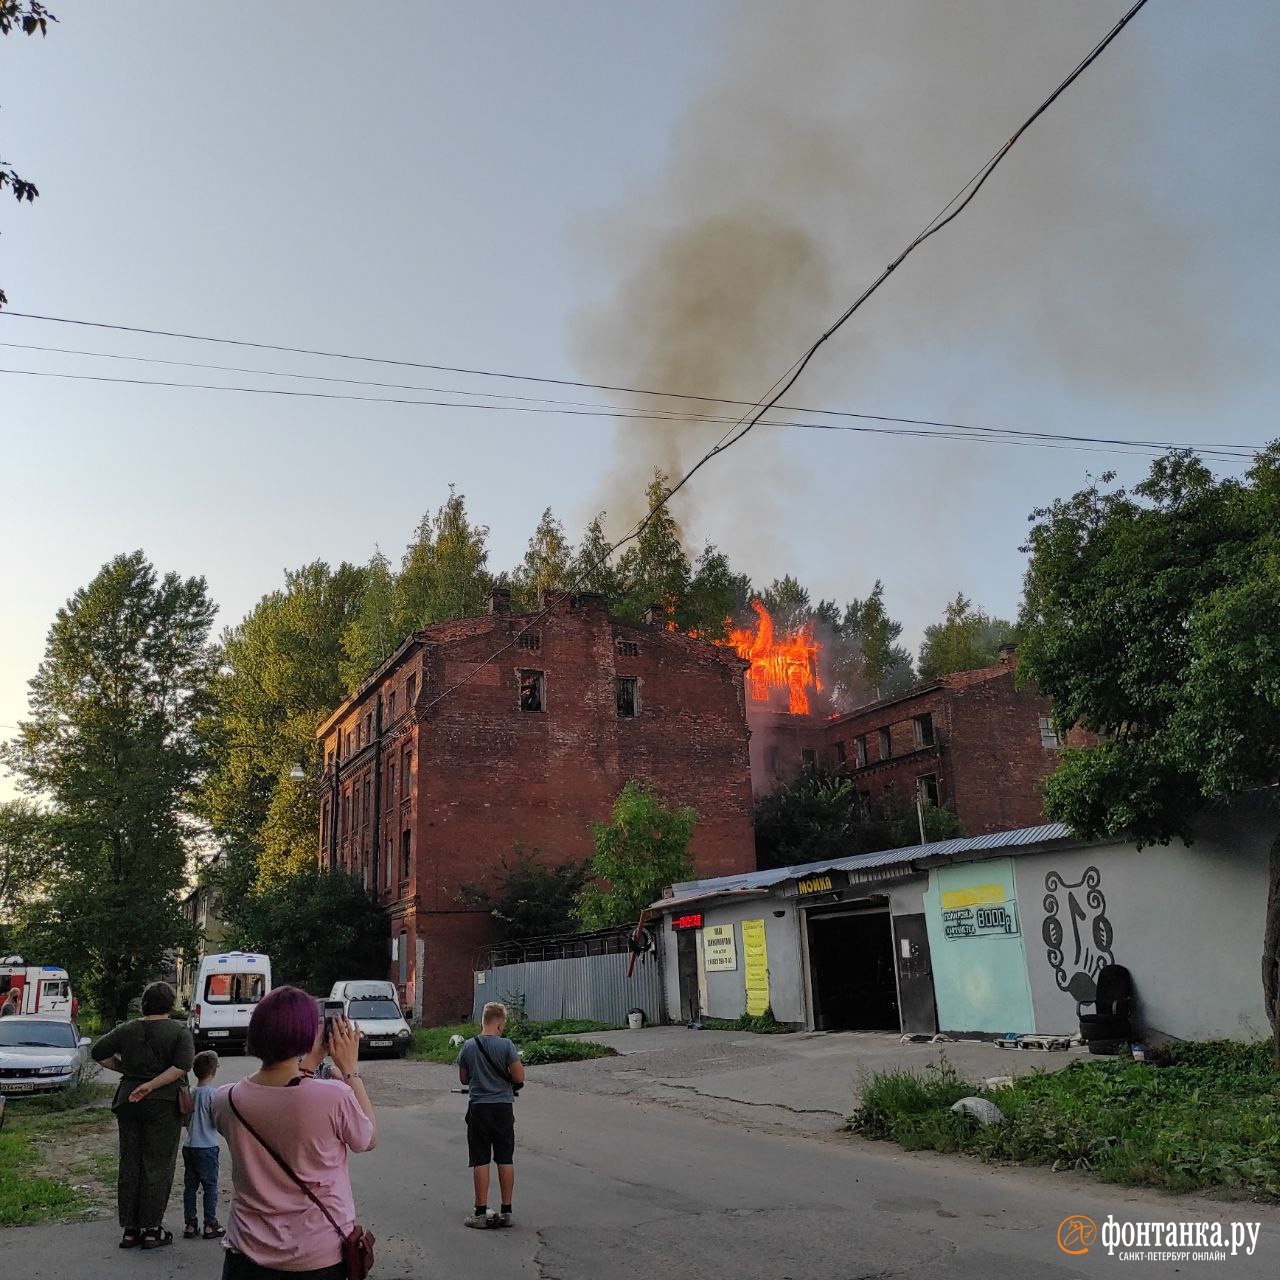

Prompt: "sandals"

[183,1223,199,1240]
[203,1223,226,1239]
[119,1230,141,1249]
[140,1228,174,1250]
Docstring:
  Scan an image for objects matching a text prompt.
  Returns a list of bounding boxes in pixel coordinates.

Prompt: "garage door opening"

[807,907,900,1032]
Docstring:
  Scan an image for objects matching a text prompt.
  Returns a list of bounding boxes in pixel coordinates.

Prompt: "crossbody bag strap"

[227,1085,346,1243]
[470,1036,512,1083]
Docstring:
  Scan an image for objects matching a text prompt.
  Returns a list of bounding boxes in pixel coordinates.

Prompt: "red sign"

[671,912,703,931]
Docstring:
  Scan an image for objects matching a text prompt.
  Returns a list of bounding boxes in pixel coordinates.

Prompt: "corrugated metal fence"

[472,950,664,1026]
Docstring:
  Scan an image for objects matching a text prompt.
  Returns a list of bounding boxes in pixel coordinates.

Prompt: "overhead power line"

[0,363,1253,462]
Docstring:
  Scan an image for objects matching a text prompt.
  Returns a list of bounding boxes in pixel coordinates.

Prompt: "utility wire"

[0,363,1252,462]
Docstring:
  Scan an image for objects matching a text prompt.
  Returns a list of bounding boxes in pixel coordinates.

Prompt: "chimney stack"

[488,588,511,615]
[644,602,664,627]
[998,643,1017,670]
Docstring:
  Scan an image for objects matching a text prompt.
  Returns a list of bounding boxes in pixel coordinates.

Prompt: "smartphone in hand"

[322,999,345,1044]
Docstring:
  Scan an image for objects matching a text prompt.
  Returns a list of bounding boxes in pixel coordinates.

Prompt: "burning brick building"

[315,590,755,1025]
[728,603,1093,835]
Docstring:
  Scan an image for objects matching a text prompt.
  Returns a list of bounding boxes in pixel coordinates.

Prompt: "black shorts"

[466,1103,515,1167]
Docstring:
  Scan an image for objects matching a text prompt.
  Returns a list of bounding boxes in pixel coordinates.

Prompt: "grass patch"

[0,1085,116,1226]
[699,1006,794,1035]
[849,1041,1280,1199]
[409,1019,618,1066]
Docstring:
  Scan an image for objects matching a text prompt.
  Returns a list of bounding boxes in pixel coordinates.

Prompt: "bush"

[700,1006,793,1034]
[849,1043,1280,1198]
[408,1019,618,1066]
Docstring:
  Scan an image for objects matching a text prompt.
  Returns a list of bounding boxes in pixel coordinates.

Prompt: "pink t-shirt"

[212,1077,375,1272]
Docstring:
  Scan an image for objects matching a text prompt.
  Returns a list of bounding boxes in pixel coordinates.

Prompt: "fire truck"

[0,957,77,1017]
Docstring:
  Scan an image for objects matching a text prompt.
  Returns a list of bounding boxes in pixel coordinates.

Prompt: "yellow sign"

[797,875,834,895]
[941,884,1004,910]
[742,919,769,1016]
[703,923,738,972]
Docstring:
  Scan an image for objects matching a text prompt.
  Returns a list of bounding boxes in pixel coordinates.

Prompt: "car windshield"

[204,973,265,1004]
[349,999,401,1020]
[0,1020,76,1049]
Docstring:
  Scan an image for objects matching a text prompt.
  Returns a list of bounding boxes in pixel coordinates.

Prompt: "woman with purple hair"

[212,986,377,1279]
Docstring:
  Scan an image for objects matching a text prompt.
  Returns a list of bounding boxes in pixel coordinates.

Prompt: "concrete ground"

[4,1030,1278,1278]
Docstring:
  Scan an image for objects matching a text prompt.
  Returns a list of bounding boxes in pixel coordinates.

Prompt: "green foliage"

[339,550,397,692]
[395,487,494,633]
[408,1019,617,1064]
[700,1005,792,1034]
[1018,447,1280,845]
[0,798,53,928]
[574,781,696,929]
[917,592,1015,681]
[464,848,588,941]
[851,1043,1280,1197]
[754,767,962,871]
[571,513,623,599]
[226,866,388,995]
[512,508,573,610]
[1,552,212,1020]
[614,472,693,623]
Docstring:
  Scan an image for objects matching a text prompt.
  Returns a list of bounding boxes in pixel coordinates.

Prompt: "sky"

[2,2,1278,801]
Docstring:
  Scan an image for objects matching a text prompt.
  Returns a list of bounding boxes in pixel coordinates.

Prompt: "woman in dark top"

[92,981,196,1249]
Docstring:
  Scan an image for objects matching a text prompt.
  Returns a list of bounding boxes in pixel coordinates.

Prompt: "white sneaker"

[463,1211,495,1229]
[493,1211,513,1229]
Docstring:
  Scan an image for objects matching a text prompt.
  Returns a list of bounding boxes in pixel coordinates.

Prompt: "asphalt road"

[7,1052,1279,1279]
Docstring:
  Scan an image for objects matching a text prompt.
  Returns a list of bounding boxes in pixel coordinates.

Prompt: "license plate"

[369,1039,393,1048]
[3,1083,35,1093]
[208,1030,230,1038]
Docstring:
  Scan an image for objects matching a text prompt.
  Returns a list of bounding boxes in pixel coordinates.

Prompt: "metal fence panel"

[473,949,664,1026]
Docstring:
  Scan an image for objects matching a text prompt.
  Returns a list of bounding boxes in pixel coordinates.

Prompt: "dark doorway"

[676,928,701,1023]
[807,908,899,1031]
[893,912,938,1035]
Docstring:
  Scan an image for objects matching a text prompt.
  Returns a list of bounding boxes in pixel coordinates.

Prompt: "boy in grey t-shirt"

[457,1002,525,1229]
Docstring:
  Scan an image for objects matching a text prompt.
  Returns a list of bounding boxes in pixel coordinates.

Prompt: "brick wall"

[320,595,756,1025]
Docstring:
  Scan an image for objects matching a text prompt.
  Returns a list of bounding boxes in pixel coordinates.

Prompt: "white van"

[328,979,398,1006]
[189,952,271,1052]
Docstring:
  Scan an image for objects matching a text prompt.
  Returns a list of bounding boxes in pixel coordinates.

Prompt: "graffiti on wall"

[1043,866,1114,1001]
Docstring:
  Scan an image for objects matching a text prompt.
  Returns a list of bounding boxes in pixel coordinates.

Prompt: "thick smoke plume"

[572,1,1274,545]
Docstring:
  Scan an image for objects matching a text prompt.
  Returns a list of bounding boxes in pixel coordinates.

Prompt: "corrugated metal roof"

[656,822,1078,907]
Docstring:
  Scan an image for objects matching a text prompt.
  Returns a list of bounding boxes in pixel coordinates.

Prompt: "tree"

[462,848,589,941]
[1017,447,1280,1063]
[614,472,692,622]
[226,867,388,995]
[1,552,214,1019]
[754,768,962,871]
[0,2,54,309]
[340,549,397,692]
[200,560,369,908]
[918,592,1015,681]
[571,513,622,600]
[511,508,573,610]
[683,544,752,639]
[815,582,916,710]
[394,487,494,632]
[575,782,696,929]
[0,799,53,953]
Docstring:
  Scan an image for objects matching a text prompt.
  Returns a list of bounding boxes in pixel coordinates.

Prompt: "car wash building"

[653,800,1279,1044]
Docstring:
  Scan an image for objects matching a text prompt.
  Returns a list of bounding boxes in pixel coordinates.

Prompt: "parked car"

[344,997,412,1058]
[329,979,399,1006]
[0,1015,92,1095]
[189,952,272,1052]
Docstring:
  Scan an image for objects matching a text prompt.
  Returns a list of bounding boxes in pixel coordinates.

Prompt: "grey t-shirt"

[457,1034,519,1104]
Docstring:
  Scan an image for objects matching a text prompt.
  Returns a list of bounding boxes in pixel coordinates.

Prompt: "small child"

[182,1050,224,1240]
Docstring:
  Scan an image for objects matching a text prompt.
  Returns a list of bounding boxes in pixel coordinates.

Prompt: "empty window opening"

[398,930,408,985]
[401,830,411,882]
[519,669,545,712]
[854,736,868,768]
[835,740,847,765]
[914,714,935,748]
[362,781,370,826]
[385,837,393,889]
[616,639,641,658]
[917,774,940,807]
[802,748,817,769]
[389,691,397,721]
[1039,715,1061,748]
[406,674,416,704]
[616,676,638,718]
[878,728,892,761]
[401,748,412,799]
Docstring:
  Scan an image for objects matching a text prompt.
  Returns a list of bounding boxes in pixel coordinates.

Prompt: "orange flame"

[723,600,821,715]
